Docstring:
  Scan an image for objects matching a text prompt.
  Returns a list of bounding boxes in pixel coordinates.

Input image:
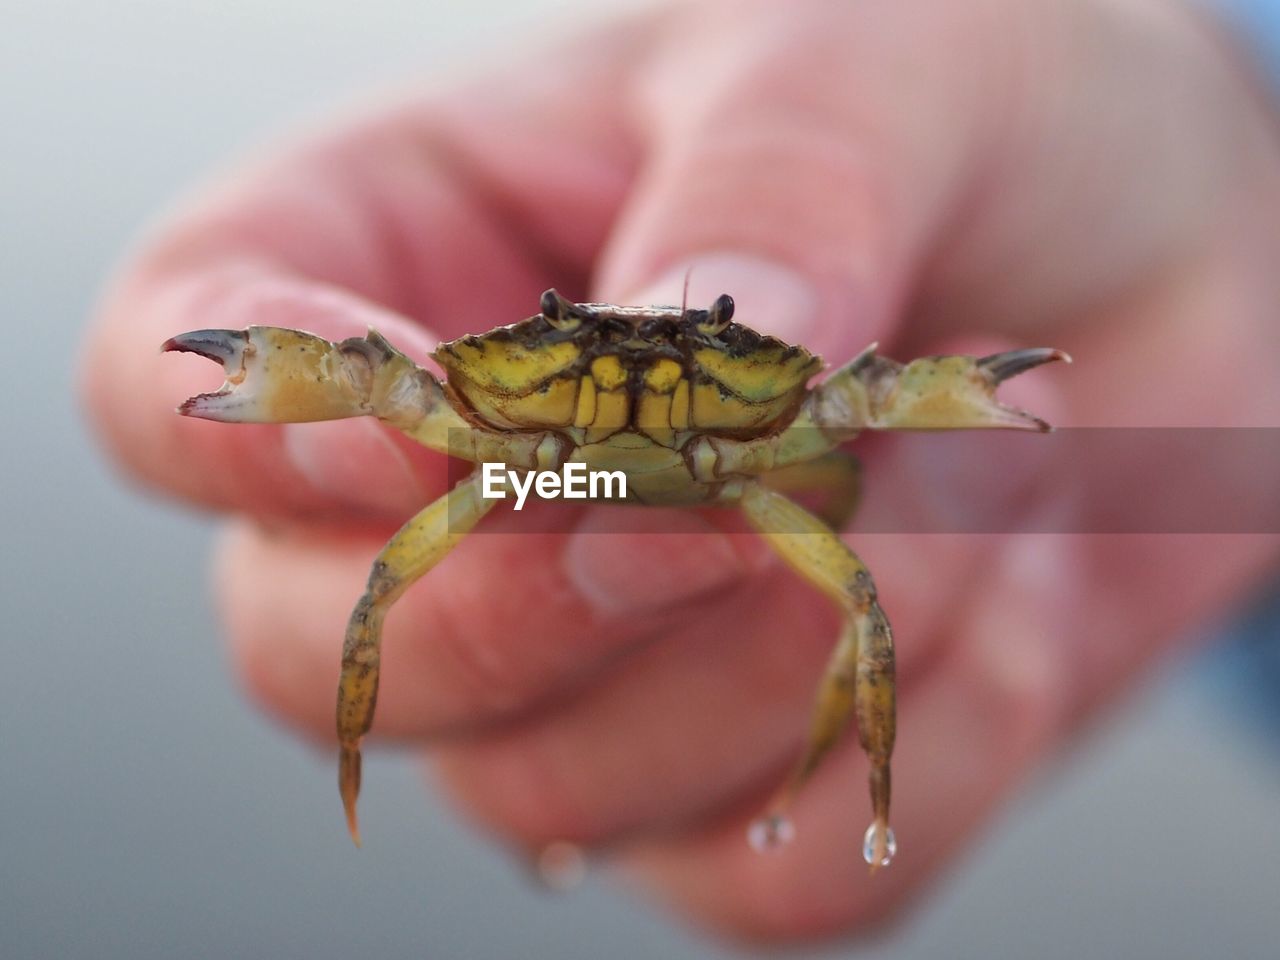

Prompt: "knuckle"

[436,736,603,847]
[428,605,542,719]
[215,526,335,740]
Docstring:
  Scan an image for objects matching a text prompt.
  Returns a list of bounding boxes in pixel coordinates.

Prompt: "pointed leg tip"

[343,798,363,848]
[339,742,364,848]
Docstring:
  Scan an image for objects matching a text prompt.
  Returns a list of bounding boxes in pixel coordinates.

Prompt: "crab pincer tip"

[977,347,1072,384]
[160,329,248,365]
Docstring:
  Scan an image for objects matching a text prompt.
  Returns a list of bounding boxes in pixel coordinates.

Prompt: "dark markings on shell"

[448,305,809,400]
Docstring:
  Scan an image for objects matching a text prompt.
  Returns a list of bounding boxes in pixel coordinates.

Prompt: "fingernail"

[967,532,1074,743]
[284,418,428,516]
[621,254,820,344]
[895,431,1058,534]
[891,363,1067,534]
[563,508,767,617]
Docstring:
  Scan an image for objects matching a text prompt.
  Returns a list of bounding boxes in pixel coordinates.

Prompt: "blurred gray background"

[4,0,1279,957]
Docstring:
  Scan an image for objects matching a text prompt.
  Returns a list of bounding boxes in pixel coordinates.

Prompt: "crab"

[164,288,1067,871]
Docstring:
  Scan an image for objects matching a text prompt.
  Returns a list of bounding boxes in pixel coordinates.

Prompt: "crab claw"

[163,329,255,420]
[853,345,1070,433]
[163,325,389,423]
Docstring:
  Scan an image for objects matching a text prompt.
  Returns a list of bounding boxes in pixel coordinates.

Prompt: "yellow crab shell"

[434,294,821,444]
[430,291,822,504]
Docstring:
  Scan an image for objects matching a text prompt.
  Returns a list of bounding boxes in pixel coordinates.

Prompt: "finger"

[429,479,1274,940]
[217,505,772,740]
[81,21,648,521]
[591,1,1009,357]
[430,573,836,846]
[613,533,1072,944]
[609,604,1059,942]
[612,529,1278,943]
[429,531,991,848]
[590,0,1272,365]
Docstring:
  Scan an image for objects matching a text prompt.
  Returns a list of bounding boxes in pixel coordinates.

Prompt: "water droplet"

[747,813,795,852]
[535,841,587,891]
[862,821,897,867]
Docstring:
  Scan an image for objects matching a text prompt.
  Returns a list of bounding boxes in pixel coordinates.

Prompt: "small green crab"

[165,288,1067,871]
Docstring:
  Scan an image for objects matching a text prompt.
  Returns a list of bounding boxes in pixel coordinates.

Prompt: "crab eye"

[540,288,581,332]
[696,293,735,335]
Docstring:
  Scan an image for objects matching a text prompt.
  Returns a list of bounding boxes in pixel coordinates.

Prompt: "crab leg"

[737,481,896,872]
[338,471,496,846]
[163,326,426,423]
[810,344,1072,436]
[164,326,561,466]
[686,345,1068,482]
[758,451,862,531]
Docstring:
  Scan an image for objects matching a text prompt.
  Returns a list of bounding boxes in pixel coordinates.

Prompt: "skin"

[82,0,1280,944]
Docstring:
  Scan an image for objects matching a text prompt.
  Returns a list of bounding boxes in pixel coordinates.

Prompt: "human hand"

[83,0,1280,942]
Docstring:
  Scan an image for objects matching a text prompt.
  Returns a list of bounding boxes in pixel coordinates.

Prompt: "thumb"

[591,1,1000,358]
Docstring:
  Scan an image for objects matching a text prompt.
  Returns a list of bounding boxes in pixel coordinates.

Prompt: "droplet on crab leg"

[862,819,897,871]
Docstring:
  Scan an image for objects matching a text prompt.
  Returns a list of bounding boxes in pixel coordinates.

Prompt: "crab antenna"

[680,266,693,315]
